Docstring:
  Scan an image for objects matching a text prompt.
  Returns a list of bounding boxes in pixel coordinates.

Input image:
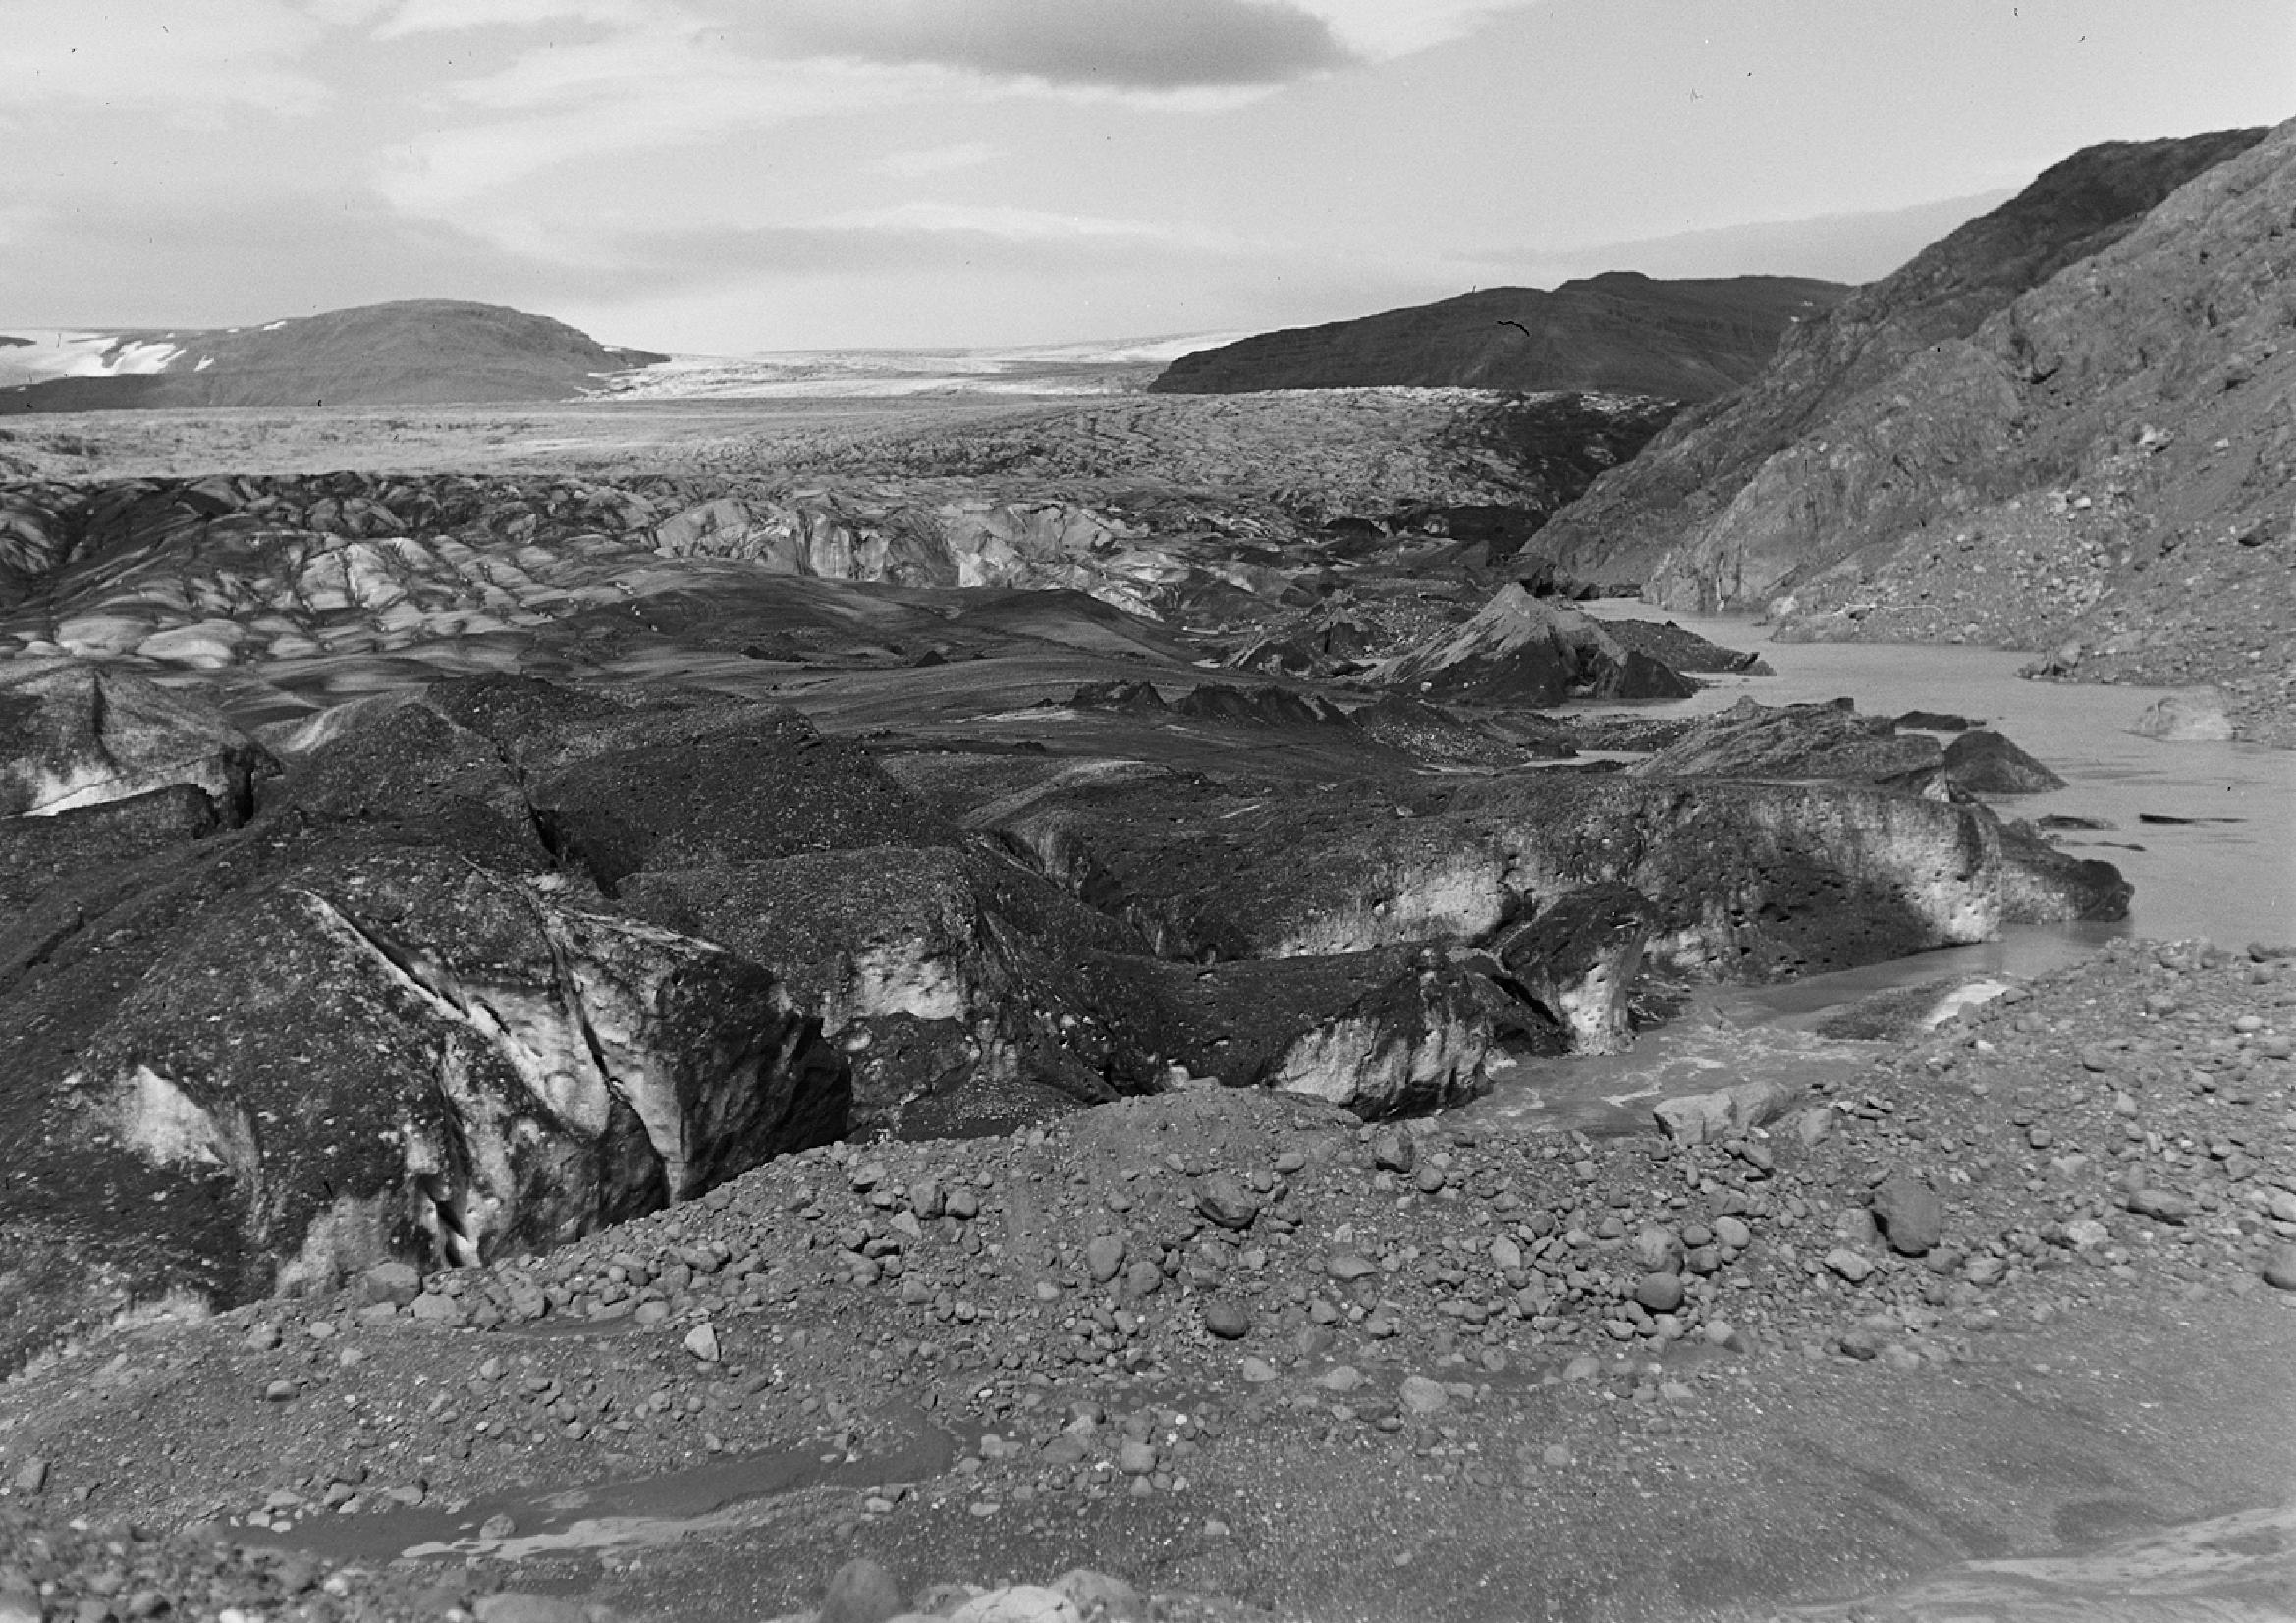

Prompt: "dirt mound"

[1149,274,1847,399]
[0,300,665,410]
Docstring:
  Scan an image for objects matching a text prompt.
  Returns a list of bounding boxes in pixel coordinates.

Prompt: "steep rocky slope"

[1533,127,2268,596]
[1533,124,2296,743]
[0,301,666,410]
[1149,274,1846,400]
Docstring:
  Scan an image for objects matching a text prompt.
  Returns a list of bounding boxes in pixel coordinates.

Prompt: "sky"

[2,0,2290,353]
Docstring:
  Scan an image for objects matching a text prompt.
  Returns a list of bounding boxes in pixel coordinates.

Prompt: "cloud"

[369,0,662,37]
[768,0,1351,89]
[0,194,573,328]
[868,141,997,179]
[355,0,1544,224]
[1294,0,1537,61]
[377,40,931,211]
[807,201,1212,243]
[0,1,327,113]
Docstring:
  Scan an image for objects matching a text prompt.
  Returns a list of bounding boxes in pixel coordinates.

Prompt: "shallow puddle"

[241,1404,954,1565]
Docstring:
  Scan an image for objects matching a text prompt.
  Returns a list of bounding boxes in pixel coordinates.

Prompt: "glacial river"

[1463,607,2295,1135]
[1580,603,2296,953]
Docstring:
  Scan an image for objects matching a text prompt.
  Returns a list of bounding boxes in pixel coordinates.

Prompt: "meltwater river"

[1579,603,2296,953]
[1456,609,2296,1135]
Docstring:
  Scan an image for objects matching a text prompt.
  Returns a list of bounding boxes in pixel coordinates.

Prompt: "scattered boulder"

[1051,1571,1146,1623]
[1193,1174,1262,1231]
[1869,1172,1945,1256]
[821,1557,906,1623]
[1635,1271,1686,1313]
[1653,1078,1797,1144]
[1202,1300,1252,1339]
[2131,688,2237,742]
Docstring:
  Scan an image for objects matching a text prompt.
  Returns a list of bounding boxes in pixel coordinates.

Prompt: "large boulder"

[1652,1077,1798,1145]
[1935,729,2067,794]
[0,659,272,819]
[2131,688,2237,742]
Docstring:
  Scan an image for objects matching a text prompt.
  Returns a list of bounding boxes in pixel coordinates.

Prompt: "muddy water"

[1466,608,2296,1137]
[244,1403,954,1566]
[1580,602,2296,949]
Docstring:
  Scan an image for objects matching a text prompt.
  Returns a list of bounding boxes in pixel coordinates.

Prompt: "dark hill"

[1532,127,2270,595]
[0,300,665,411]
[1538,120,2296,744]
[1147,273,1849,400]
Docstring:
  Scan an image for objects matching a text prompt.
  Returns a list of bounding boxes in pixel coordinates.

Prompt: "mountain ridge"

[1531,126,2273,595]
[0,299,666,410]
[1147,271,1848,400]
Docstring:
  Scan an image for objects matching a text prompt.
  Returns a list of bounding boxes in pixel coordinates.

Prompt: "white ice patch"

[273,1189,398,1298]
[848,939,969,1023]
[114,1065,228,1166]
[1922,978,2013,1028]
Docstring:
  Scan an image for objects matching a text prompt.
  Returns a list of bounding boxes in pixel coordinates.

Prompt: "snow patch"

[0,330,187,384]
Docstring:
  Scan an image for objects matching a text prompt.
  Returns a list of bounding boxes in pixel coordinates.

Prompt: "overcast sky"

[4,0,2289,352]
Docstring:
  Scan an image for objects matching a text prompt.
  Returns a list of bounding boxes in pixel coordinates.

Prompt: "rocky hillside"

[1149,274,1847,400]
[0,300,666,410]
[1533,128,2269,596]
[1531,124,2296,745]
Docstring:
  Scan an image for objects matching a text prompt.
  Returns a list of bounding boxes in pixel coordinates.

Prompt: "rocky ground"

[3,937,2294,1620]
